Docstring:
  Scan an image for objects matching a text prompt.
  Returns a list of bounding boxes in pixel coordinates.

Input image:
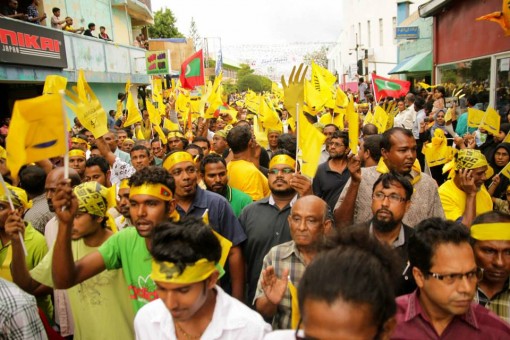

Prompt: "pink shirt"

[392,290,510,339]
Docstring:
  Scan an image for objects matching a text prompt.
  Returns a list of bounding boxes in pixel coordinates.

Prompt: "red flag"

[371,74,410,101]
[180,49,205,90]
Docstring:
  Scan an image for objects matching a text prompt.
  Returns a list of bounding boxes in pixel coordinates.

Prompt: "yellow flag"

[245,90,260,114]
[467,108,485,128]
[311,62,337,87]
[43,75,67,95]
[124,89,142,127]
[479,107,500,136]
[503,131,510,143]
[272,82,283,99]
[334,87,348,114]
[205,73,224,118]
[163,117,180,131]
[135,127,145,140]
[176,90,191,117]
[253,114,268,149]
[364,111,374,125]
[346,96,359,154]
[259,96,283,131]
[66,70,108,138]
[6,94,66,178]
[501,161,510,180]
[147,100,168,144]
[319,111,344,130]
[422,129,454,167]
[115,100,123,120]
[298,110,326,178]
[288,280,300,330]
[373,106,389,133]
[304,79,327,115]
[418,82,439,90]
[152,78,163,102]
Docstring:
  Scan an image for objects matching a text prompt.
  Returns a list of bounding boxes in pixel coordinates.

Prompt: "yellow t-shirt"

[438,179,493,221]
[227,159,270,201]
[30,238,135,340]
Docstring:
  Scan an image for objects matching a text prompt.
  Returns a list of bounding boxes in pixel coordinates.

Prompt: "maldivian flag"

[180,49,205,90]
[500,161,510,180]
[372,74,410,101]
[479,107,500,136]
[7,94,66,178]
[467,108,485,128]
[298,110,326,178]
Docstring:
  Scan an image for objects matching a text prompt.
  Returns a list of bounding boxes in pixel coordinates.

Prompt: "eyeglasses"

[426,267,483,285]
[268,168,294,175]
[372,192,407,204]
[327,142,346,148]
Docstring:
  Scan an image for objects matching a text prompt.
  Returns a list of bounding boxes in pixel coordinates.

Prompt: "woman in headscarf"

[486,142,510,200]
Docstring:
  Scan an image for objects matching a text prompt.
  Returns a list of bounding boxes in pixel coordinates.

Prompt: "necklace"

[175,322,201,340]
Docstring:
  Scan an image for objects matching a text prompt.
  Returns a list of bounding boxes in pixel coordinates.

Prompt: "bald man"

[254,196,332,329]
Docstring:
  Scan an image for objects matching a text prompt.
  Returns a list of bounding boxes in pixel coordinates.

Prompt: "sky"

[151,0,344,46]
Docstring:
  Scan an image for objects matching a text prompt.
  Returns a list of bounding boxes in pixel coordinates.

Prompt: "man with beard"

[335,127,444,228]
[69,149,87,180]
[351,173,416,296]
[313,131,351,210]
[319,124,339,164]
[51,167,177,314]
[162,151,247,300]
[114,179,132,231]
[200,154,252,217]
[240,151,312,305]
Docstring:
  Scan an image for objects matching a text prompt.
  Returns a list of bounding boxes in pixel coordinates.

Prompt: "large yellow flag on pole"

[6,94,67,178]
[146,99,168,144]
[297,109,326,178]
[124,86,142,127]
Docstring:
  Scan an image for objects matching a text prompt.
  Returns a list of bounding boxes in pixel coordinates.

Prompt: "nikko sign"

[0,17,67,68]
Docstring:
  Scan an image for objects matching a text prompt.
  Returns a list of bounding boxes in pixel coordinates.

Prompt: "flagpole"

[295,103,300,174]
[60,91,70,180]
[0,173,27,256]
[371,77,378,103]
[488,165,510,189]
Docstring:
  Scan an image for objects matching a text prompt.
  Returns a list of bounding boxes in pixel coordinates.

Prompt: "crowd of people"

[1,71,510,340]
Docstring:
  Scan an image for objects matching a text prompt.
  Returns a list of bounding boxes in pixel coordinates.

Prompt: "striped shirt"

[254,241,306,330]
[476,281,510,324]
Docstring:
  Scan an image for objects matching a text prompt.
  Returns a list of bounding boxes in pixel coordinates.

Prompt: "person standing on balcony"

[84,23,96,37]
[63,17,84,34]
[50,7,66,29]
[98,26,111,41]
[26,0,46,25]
[0,0,28,21]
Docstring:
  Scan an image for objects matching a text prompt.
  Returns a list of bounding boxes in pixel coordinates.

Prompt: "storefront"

[420,0,510,117]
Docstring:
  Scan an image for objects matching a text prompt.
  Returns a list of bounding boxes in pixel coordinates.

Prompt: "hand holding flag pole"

[0,174,27,256]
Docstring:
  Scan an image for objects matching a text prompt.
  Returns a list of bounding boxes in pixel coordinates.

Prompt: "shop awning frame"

[388,52,432,74]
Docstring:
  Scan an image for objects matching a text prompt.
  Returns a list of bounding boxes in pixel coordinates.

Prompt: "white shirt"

[134,285,271,340]
[393,106,416,130]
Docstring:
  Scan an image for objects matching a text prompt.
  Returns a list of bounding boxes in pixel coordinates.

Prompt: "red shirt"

[392,290,510,339]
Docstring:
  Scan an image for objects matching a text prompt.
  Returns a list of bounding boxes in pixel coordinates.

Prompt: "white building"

[328,0,428,84]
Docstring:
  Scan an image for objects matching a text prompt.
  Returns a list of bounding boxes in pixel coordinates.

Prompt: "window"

[358,22,362,44]
[367,20,371,47]
[392,17,397,42]
[379,19,383,46]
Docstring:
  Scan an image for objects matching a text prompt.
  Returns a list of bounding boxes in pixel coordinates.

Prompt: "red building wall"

[435,0,510,65]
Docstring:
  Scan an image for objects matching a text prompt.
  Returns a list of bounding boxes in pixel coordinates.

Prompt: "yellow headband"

[122,138,135,145]
[269,154,296,170]
[119,179,130,190]
[71,137,87,145]
[74,182,108,217]
[267,128,282,135]
[214,129,228,139]
[0,145,6,160]
[471,223,510,241]
[162,151,194,170]
[129,183,173,201]
[167,131,184,139]
[0,185,31,209]
[69,149,86,159]
[151,258,216,284]
[455,149,488,170]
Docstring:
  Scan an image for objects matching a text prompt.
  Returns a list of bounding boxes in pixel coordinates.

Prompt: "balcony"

[111,0,154,26]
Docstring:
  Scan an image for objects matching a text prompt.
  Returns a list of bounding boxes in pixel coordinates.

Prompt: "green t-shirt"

[0,223,53,320]
[227,186,253,217]
[30,238,135,340]
[98,227,156,312]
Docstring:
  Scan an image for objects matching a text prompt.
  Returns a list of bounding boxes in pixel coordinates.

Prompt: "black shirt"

[312,160,351,210]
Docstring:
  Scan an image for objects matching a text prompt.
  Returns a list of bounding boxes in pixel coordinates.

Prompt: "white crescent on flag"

[185,65,191,77]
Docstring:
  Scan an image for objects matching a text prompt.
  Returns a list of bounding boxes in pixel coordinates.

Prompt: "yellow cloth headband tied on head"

[123,138,135,145]
[269,154,296,170]
[119,179,130,190]
[0,185,31,209]
[129,183,173,201]
[151,258,217,284]
[71,137,87,145]
[167,131,184,139]
[74,182,108,217]
[455,149,488,170]
[471,223,510,241]
[214,129,228,139]
[69,149,86,159]
[267,128,282,135]
[162,151,194,170]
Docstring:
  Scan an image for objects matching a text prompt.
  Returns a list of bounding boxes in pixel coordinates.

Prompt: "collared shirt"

[369,222,405,248]
[335,166,445,228]
[134,286,271,340]
[0,278,47,340]
[313,160,351,210]
[114,215,132,231]
[254,241,306,330]
[240,195,297,305]
[393,290,510,339]
[394,106,416,130]
[412,109,426,139]
[227,159,270,201]
[318,144,329,165]
[476,280,510,324]
[23,194,54,234]
[224,185,253,217]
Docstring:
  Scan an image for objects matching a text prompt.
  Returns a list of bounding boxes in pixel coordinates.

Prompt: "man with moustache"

[115,179,132,231]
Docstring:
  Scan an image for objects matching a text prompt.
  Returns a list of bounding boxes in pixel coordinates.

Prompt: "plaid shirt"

[476,280,510,324]
[0,278,47,339]
[254,241,306,330]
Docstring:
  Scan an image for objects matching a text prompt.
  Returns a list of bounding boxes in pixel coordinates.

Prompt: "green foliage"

[148,9,184,39]
[303,46,329,68]
[238,74,271,92]
[237,63,255,79]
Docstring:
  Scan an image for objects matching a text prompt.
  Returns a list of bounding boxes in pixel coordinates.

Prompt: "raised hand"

[281,64,308,116]
[4,210,25,242]
[346,153,362,183]
[261,266,289,305]
[52,180,78,226]
[290,173,313,196]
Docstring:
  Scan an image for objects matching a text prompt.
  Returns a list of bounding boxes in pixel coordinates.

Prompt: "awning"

[388,52,432,74]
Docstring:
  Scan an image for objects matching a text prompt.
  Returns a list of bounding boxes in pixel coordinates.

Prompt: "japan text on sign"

[146,50,170,75]
[0,17,67,68]
[395,26,420,40]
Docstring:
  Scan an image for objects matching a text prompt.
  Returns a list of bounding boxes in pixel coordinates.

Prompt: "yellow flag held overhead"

[176,90,191,117]
[334,87,348,114]
[311,62,337,87]
[124,88,142,127]
[503,131,510,143]
[253,114,268,149]
[373,106,389,134]
[43,75,67,94]
[304,79,327,115]
[479,107,500,136]
[245,90,260,114]
[418,82,439,90]
[115,100,123,120]
[272,82,283,99]
[298,110,326,178]
[319,111,344,130]
[422,129,454,167]
[146,100,168,144]
[7,94,66,178]
[467,108,485,128]
[66,70,108,138]
[364,111,374,125]
[501,162,510,180]
[346,96,359,154]
[205,73,224,118]
[259,96,283,131]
